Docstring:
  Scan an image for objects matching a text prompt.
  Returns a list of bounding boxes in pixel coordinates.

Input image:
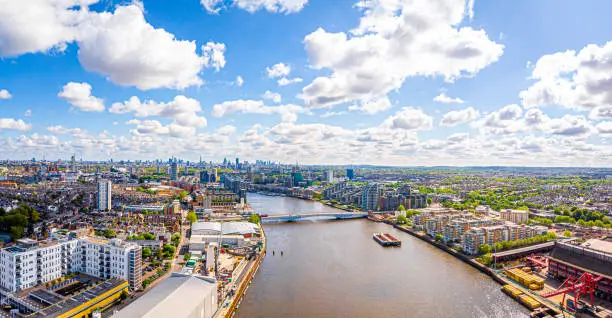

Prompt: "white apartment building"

[0,237,141,293]
[98,179,112,211]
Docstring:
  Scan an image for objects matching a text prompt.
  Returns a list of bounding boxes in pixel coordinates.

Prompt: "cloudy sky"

[1,0,612,166]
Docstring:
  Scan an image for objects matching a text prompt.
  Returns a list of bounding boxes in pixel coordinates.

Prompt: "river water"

[236,193,528,318]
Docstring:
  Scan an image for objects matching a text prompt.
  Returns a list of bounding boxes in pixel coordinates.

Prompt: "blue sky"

[1,0,611,166]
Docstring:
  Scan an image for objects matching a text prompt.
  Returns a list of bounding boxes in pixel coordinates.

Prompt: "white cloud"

[320,111,346,118]
[381,107,433,131]
[211,99,304,122]
[440,106,479,126]
[110,95,207,133]
[278,77,303,86]
[547,115,592,137]
[77,4,223,90]
[348,97,392,114]
[201,0,308,14]
[235,76,244,87]
[202,42,226,71]
[0,0,93,57]
[24,110,31,117]
[300,0,503,108]
[474,104,525,135]
[46,125,84,135]
[596,121,612,135]
[0,89,12,99]
[262,90,282,103]
[266,62,291,78]
[0,118,31,131]
[434,92,464,104]
[1,2,223,91]
[16,134,59,147]
[520,42,612,111]
[589,106,612,120]
[58,82,105,112]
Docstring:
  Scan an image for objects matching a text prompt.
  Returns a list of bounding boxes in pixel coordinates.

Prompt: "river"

[236,193,528,318]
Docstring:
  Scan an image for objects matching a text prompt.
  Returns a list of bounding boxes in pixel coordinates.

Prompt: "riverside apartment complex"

[0,236,142,292]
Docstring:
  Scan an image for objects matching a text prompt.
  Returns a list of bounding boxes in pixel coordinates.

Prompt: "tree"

[179,191,188,201]
[434,234,443,242]
[478,244,492,255]
[142,247,152,258]
[184,253,191,261]
[10,226,25,239]
[397,205,406,211]
[563,230,572,238]
[396,214,407,225]
[171,233,181,247]
[478,253,493,266]
[186,212,197,224]
[249,214,261,224]
[162,244,176,259]
[104,229,117,238]
[120,290,128,301]
[154,248,163,260]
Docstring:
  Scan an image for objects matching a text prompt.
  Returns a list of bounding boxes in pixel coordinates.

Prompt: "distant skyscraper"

[327,169,334,183]
[184,165,188,175]
[97,179,112,211]
[171,160,178,181]
[236,158,239,168]
[346,168,354,180]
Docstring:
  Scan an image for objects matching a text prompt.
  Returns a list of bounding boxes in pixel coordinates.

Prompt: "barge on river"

[373,233,401,247]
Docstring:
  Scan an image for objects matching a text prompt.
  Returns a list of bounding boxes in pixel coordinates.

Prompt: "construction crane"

[542,272,603,312]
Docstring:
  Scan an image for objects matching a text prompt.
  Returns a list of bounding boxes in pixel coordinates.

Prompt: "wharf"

[215,224,266,318]
[391,224,564,317]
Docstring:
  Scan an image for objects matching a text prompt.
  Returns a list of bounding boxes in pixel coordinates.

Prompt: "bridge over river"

[260,211,369,223]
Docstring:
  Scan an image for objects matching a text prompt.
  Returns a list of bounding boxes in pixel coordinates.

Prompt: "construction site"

[493,237,612,318]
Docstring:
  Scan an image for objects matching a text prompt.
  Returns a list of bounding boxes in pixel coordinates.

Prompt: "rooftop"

[583,238,612,254]
[112,274,216,318]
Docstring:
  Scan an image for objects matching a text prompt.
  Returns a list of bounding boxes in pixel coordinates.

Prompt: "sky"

[1,0,612,166]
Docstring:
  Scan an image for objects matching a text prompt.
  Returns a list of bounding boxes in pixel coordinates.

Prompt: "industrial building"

[0,278,128,318]
[112,273,217,318]
[547,239,612,299]
[189,222,260,254]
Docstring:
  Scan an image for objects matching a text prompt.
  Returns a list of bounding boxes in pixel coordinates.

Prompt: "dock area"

[373,232,401,247]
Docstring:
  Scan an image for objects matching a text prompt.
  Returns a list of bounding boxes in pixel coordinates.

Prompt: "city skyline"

[1,0,612,166]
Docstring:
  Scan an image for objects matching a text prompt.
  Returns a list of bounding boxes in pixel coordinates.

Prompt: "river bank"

[237,193,527,317]
[391,223,563,316]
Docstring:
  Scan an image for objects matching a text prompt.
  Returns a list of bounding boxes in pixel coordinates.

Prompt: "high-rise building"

[346,168,354,180]
[235,158,240,168]
[327,169,334,183]
[0,237,142,292]
[361,184,381,211]
[171,160,178,181]
[97,179,112,211]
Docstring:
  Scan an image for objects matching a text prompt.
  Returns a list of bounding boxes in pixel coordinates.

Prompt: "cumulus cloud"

[434,92,465,104]
[320,111,346,118]
[278,77,303,86]
[381,107,433,131]
[520,42,612,111]
[110,95,207,132]
[211,99,304,122]
[266,62,291,78]
[547,115,592,137]
[0,89,12,99]
[440,106,479,126]
[77,4,224,90]
[47,125,85,135]
[0,118,31,131]
[262,90,282,103]
[16,134,59,147]
[348,97,392,114]
[201,0,308,14]
[58,82,105,112]
[596,121,612,135]
[0,0,92,57]
[202,42,226,71]
[300,0,503,108]
[1,2,224,91]
[235,76,244,87]
[589,106,612,120]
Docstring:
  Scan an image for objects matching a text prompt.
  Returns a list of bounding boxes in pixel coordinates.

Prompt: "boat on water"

[373,232,401,247]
